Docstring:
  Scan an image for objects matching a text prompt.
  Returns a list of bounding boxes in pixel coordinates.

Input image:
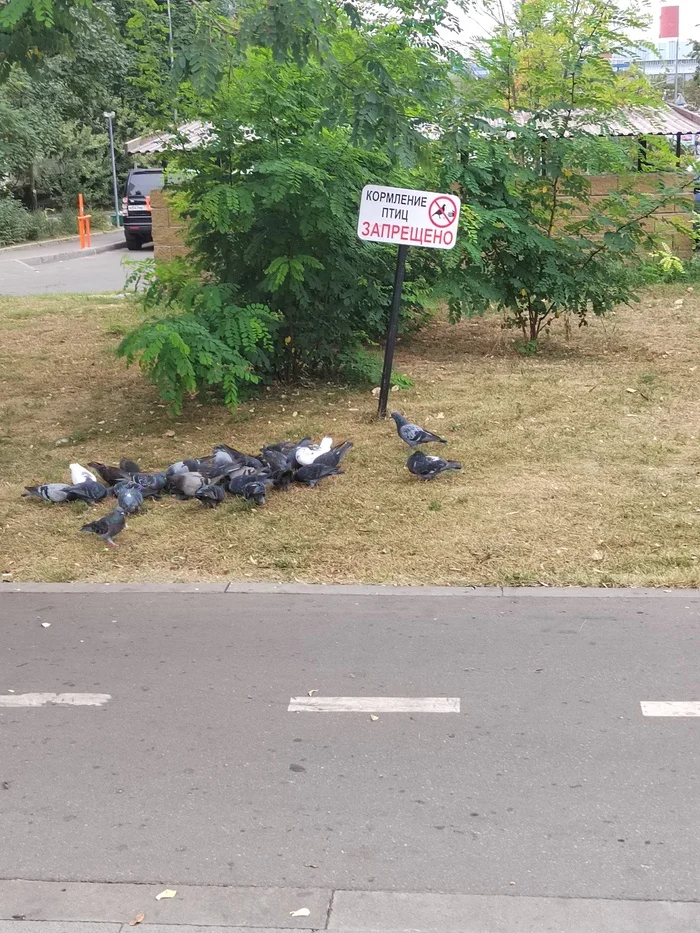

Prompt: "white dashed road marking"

[288,696,460,713]
[640,701,700,717]
[0,693,111,707]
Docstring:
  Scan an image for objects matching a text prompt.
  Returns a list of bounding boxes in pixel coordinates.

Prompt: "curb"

[0,234,126,267]
[2,582,700,597]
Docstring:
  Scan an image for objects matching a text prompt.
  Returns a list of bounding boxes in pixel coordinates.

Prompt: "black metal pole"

[676,132,682,166]
[378,244,408,418]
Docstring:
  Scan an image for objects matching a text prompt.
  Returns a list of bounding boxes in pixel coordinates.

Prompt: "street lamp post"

[104,111,121,228]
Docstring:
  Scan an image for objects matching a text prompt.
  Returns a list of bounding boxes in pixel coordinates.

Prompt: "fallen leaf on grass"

[129,913,145,926]
[290,908,311,917]
[155,889,177,900]
[164,430,176,438]
[370,714,379,722]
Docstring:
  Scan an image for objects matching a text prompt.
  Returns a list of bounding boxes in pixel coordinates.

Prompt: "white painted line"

[641,701,700,717]
[0,693,111,708]
[288,696,460,713]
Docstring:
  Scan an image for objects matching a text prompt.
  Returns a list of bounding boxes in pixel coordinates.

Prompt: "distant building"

[611,41,696,90]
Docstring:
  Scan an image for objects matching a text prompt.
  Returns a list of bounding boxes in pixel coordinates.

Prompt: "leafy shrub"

[117,259,280,414]
[0,196,32,245]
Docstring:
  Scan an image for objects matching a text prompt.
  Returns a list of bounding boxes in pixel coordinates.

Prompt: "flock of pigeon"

[21,411,460,548]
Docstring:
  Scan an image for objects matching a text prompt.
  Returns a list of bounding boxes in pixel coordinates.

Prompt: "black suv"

[122,168,164,250]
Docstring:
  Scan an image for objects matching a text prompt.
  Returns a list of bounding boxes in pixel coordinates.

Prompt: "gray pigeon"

[294,462,344,488]
[391,412,447,447]
[407,450,461,480]
[170,471,206,498]
[80,506,126,547]
[119,458,141,474]
[228,472,272,505]
[22,483,72,503]
[314,440,353,469]
[195,484,226,508]
[116,484,143,514]
[65,480,108,503]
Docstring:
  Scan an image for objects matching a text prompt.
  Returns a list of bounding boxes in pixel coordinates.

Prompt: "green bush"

[0,196,32,245]
[117,259,280,415]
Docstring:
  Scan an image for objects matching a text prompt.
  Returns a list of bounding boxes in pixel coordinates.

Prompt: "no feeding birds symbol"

[428,195,458,228]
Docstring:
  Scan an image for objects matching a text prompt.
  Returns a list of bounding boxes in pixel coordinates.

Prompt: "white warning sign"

[357,184,460,250]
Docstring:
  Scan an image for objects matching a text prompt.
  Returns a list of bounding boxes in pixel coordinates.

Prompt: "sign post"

[357,184,461,416]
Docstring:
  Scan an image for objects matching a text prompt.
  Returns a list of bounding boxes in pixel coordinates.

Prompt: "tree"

[436,0,693,345]
[471,0,657,114]
[117,0,464,407]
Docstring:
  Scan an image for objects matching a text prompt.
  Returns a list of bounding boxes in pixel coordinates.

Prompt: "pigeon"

[228,472,272,505]
[166,460,190,478]
[294,462,344,487]
[261,446,296,490]
[264,437,311,458]
[295,437,333,466]
[87,461,130,485]
[261,446,293,473]
[130,472,167,493]
[113,477,162,500]
[69,463,97,485]
[169,471,206,498]
[391,412,447,447]
[80,506,126,547]
[215,445,265,471]
[22,483,72,503]
[195,484,226,508]
[314,440,353,469]
[116,484,143,514]
[65,480,108,503]
[407,450,461,480]
[119,458,141,474]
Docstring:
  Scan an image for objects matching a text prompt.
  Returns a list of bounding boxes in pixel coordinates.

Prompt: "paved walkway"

[2,881,698,932]
[1,585,698,932]
[0,231,152,296]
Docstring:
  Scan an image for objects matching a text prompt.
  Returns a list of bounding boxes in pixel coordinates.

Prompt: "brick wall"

[584,174,695,260]
[151,174,695,262]
[150,189,189,261]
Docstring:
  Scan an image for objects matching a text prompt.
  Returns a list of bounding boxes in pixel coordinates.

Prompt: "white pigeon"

[294,436,333,467]
[69,462,97,484]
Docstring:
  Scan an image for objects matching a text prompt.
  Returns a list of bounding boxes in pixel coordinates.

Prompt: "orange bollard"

[77,193,92,249]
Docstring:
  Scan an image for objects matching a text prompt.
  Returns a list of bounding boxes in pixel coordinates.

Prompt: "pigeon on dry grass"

[391,412,447,447]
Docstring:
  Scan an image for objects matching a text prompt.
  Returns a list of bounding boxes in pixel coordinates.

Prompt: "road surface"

[0,584,698,932]
[0,239,149,295]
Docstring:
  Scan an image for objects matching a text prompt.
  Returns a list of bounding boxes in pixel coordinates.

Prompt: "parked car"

[122,168,164,250]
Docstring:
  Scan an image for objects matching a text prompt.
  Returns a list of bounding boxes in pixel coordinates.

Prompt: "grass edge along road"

[0,284,699,586]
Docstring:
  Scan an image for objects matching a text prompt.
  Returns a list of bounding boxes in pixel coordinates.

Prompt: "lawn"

[1,285,699,586]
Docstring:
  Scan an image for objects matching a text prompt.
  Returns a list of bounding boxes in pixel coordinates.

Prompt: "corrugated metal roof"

[125,105,700,156]
[502,104,700,137]
[125,121,212,155]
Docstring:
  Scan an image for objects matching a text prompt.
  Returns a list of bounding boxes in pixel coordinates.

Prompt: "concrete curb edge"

[1,582,700,597]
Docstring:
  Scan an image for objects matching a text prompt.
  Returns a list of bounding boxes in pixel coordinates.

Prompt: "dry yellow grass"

[1,285,699,585]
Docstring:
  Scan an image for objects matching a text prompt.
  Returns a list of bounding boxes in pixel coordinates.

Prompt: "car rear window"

[127,173,164,198]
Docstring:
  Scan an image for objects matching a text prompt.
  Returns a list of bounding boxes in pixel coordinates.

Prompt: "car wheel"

[125,233,143,251]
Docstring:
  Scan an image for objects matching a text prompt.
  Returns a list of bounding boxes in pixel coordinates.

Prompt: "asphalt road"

[0,243,150,295]
[0,586,698,908]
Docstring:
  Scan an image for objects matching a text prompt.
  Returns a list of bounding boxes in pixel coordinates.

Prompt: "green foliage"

[335,347,414,388]
[472,0,658,114]
[438,108,694,342]
[0,195,32,244]
[164,34,445,383]
[0,197,91,245]
[117,259,280,414]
